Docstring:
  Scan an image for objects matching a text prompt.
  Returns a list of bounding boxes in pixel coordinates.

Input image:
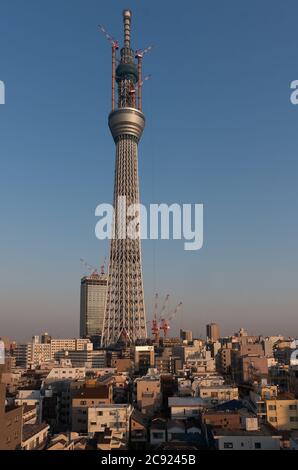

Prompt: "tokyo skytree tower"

[100,10,148,346]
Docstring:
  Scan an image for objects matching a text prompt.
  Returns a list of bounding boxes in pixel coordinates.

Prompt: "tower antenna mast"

[101,10,152,346]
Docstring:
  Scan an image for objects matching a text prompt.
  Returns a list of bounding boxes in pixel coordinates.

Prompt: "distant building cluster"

[1,325,298,450]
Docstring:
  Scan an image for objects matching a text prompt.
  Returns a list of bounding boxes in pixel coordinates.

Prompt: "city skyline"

[0,0,298,341]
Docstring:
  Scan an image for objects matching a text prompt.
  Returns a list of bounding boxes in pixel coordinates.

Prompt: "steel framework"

[101,10,147,346]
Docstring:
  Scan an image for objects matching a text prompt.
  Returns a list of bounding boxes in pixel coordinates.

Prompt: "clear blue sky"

[0,0,297,341]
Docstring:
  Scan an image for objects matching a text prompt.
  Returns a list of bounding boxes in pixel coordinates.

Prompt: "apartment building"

[72,385,112,433]
[197,385,239,405]
[0,383,22,450]
[87,404,132,436]
[135,375,162,416]
[266,395,298,430]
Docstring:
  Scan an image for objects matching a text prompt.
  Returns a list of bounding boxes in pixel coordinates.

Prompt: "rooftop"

[167,420,185,430]
[23,404,37,414]
[198,384,238,389]
[212,424,282,438]
[151,418,167,430]
[215,400,246,411]
[72,386,109,400]
[22,423,49,442]
[88,403,131,409]
[168,396,206,407]
[131,408,149,427]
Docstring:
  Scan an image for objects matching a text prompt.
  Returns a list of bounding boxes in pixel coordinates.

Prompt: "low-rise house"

[150,418,203,448]
[210,425,282,450]
[150,418,167,446]
[46,432,87,450]
[186,420,201,437]
[92,429,127,450]
[167,420,185,441]
[168,396,207,420]
[21,423,49,450]
[130,409,149,449]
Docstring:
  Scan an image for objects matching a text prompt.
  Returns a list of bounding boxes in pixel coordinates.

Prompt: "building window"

[254,442,261,449]
[268,405,276,411]
[223,442,233,449]
[97,411,103,416]
[290,417,298,422]
[269,417,277,423]
[289,405,297,411]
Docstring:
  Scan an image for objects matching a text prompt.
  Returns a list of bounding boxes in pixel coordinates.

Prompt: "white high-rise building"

[50,338,91,360]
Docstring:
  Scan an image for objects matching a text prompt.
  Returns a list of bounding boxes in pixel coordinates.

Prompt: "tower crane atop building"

[135,45,154,111]
[98,24,119,112]
[80,258,98,276]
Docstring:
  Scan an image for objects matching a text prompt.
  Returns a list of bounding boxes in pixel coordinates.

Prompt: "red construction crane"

[135,45,154,111]
[100,256,107,275]
[98,24,119,111]
[129,74,152,107]
[160,302,183,337]
[151,294,169,342]
[80,258,98,276]
[151,293,160,342]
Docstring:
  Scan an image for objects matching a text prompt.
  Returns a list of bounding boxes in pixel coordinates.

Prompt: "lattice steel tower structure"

[101,10,148,346]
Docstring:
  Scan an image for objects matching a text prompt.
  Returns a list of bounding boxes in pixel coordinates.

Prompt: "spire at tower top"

[123,9,132,48]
